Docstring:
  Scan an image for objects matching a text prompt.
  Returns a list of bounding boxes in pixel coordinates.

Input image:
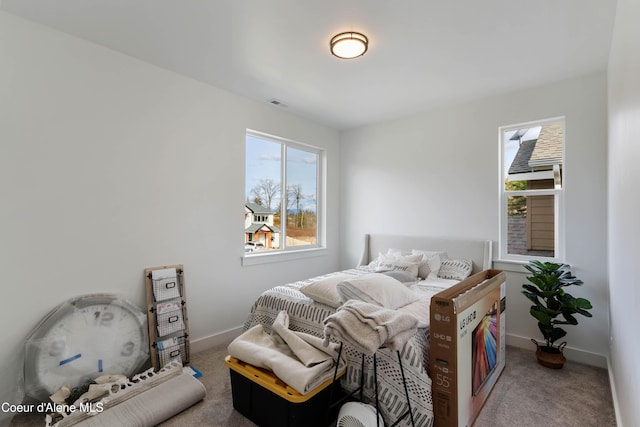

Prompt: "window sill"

[241,247,328,266]
[493,258,569,273]
[492,259,530,273]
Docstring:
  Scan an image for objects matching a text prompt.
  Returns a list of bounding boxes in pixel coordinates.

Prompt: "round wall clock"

[24,294,149,402]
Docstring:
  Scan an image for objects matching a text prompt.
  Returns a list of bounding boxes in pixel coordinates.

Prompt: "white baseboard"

[606,354,623,427]
[189,326,244,354]
[506,333,607,369]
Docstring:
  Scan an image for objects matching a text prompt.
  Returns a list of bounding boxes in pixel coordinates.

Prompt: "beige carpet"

[163,344,617,427]
[10,344,616,427]
[473,346,616,427]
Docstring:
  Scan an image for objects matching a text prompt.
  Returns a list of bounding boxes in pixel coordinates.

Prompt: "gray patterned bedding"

[243,235,492,427]
[243,267,456,427]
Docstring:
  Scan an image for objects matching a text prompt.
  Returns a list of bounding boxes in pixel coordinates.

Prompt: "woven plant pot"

[531,339,566,369]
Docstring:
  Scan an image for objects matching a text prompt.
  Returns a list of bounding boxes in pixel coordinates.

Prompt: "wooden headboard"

[357,234,493,273]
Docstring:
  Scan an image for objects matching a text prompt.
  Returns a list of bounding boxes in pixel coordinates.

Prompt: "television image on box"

[471,302,498,396]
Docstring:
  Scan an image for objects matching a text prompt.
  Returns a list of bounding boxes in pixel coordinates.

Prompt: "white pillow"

[385,248,408,256]
[299,273,353,308]
[366,249,412,268]
[337,273,419,309]
[373,253,422,279]
[367,252,385,268]
[437,259,473,280]
[411,250,447,279]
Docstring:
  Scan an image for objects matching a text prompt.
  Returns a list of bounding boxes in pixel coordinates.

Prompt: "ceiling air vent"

[268,98,288,108]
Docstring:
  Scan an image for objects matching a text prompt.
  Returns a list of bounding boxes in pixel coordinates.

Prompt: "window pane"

[244,132,322,254]
[285,146,317,247]
[501,120,563,260]
[506,195,555,258]
[504,124,563,191]
[245,135,282,251]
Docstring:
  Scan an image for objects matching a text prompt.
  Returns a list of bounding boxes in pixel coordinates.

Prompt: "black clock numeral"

[121,341,135,357]
[94,311,115,326]
[48,340,66,357]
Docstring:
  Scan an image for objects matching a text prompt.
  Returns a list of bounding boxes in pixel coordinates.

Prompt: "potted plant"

[521,260,593,369]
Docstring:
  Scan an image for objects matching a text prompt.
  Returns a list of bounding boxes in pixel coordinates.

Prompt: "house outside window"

[244,130,322,254]
[499,118,565,261]
[244,202,279,250]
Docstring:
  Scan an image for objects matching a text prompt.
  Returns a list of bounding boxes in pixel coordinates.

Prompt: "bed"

[242,234,492,427]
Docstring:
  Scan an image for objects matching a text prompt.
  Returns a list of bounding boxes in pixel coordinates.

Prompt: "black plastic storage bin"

[224,355,344,427]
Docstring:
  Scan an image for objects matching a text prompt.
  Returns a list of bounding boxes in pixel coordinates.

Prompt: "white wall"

[339,72,609,366]
[607,0,640,425]
[0,11,341,424]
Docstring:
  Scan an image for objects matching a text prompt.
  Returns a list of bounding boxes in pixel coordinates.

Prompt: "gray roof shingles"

[245,223,280,233]
[508,124,563,175]
[245,202,272,214]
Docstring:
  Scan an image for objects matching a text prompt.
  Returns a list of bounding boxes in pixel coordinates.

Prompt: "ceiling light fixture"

[330,32,368,59]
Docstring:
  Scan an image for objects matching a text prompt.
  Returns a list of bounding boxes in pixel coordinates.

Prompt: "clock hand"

[59,353,82,366]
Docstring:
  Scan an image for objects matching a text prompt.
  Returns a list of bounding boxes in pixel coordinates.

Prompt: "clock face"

[25,294,149,401]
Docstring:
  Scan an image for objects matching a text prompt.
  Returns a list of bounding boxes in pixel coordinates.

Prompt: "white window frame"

[498,117,565,263]
[242,129,326,265]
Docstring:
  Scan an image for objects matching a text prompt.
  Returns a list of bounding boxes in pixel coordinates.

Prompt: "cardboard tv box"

[430,269,507,427]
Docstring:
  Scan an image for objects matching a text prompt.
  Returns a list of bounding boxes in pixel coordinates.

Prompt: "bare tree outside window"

[250,178,280,211]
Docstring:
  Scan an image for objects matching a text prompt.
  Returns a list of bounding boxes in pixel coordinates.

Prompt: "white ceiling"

[1,0,617,130]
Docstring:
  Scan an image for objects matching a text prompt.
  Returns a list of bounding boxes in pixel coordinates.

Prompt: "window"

[244,130,322,255]
[499,118,564,261]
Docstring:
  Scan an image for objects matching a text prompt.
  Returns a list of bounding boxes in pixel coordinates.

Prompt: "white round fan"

[336,402,384,427]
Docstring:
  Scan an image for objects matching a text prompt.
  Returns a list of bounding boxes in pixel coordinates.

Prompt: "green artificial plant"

[521,260,593,350]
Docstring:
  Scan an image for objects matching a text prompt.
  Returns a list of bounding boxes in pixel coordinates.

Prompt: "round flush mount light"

[330,32,368,59]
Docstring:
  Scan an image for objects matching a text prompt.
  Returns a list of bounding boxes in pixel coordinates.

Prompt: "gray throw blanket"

[322,299,419,356]
[228,310,346,395]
